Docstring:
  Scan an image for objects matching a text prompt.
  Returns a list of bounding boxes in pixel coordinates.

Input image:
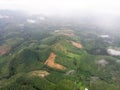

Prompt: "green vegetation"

[0,11,120,90]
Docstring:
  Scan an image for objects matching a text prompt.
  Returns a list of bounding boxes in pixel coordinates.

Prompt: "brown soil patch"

[45,52,66,70]
[0,45,10,56]
[56,30,75,37]
[71,41,82,48]
[60,33,75,37]
[30,70,49,78]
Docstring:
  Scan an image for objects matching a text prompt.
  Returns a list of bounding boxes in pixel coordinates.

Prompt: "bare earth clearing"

[29,70,49,78]
[60,33,75,37]
[96,59,108,67]
[0,45,10,56]
[71,41,82,48]
[55,30,75,37]
[45,52,66,70]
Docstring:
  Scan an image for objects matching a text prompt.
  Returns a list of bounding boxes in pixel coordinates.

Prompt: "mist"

[0,0,120,16]
[0,0,120,30]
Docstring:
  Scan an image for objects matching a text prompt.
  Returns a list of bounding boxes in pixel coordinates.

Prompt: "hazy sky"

[0,0,120,15]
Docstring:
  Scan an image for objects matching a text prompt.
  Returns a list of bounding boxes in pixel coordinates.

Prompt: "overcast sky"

[0,0,120,15]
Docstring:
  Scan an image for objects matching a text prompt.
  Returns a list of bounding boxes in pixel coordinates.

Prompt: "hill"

[0,10,120,90]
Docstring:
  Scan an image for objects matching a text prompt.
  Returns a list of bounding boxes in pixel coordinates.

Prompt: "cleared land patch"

[45,52,66,70]
[96,59,108,67]
[29,70,49,78]
[0,45,10,56]
[71,41,82,48]
[55,30,75,37]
